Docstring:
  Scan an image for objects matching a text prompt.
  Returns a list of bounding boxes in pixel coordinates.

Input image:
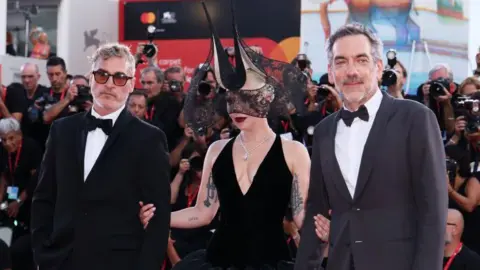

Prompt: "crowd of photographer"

[0,40,479,269]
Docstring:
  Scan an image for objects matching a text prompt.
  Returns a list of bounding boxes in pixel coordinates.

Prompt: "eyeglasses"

[93,70,133,86]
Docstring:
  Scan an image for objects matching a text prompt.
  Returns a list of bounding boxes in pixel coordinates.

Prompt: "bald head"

[448,209,464,231]
[20,63,40,91]
[20,63,39,73]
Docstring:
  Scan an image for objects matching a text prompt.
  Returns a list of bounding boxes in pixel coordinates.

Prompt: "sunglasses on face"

[92,70,133,86]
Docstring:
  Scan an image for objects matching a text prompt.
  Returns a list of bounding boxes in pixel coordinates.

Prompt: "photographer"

[296,73,342,154]
[416,63,458,135]
[446,78,480,150]
[142,66,182,151]
[163,66,186,104]
[444,144,480,256]
[291,54,312,76]
[169,148,214,260]
[0,118,42,270]
[40,57,75,124]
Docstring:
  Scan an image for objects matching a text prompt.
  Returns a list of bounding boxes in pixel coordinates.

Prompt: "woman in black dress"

[140,1,310,269]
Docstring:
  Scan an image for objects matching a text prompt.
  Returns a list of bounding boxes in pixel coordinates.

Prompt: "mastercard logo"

[140,12,156,24]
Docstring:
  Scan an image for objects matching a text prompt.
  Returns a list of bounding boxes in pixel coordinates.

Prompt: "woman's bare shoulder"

[205,138,234,166]
[280,138,310,171]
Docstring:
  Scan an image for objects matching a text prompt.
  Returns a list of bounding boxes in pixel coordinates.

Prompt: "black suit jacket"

[295,93,448,270]
[31,109,171,270]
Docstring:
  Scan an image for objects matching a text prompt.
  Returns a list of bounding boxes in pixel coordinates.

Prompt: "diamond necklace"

[239,133,272,161]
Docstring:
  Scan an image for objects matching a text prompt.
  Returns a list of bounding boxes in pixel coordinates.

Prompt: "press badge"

[7,186,19,200]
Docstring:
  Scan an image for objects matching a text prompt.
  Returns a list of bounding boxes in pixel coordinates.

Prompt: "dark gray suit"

[295,93,448,270]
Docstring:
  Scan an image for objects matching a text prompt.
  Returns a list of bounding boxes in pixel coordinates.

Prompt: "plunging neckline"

[230,135,278,196]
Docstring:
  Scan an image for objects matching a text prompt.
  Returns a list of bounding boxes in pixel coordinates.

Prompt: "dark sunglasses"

[92,70,133,86]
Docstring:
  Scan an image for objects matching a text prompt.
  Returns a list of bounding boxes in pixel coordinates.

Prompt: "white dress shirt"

[84,105,125,181]
[335,90,382,197]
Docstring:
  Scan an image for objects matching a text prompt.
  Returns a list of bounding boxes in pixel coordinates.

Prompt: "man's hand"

[422,83,431,96]
[435,86,452,103]
[454,116,466,136]
[184,127,194,139]
[138,201,155,229]
[314,210,331,242]
[7,201,20,218]
[66,84,78,102]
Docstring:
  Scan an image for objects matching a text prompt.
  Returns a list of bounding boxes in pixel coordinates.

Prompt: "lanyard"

[187,184,199,207]
[145,105,155,120]
[444,242,463,270]
[50,88,66,100]
[8,142,22,181]
[281,120,289,132]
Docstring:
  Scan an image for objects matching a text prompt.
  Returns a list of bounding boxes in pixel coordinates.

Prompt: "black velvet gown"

[173,135,294,269]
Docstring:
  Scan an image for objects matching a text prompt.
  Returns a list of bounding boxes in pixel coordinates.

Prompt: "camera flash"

[386,50,396,60]
[147,25,156,34]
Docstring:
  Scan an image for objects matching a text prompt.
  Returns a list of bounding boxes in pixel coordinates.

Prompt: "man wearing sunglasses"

[31,43,171,270]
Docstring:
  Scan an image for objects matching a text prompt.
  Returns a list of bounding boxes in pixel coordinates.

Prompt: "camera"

[28,93,56,122]
[296,54,308,71]
[143,25,158,58]
[70,85,93,111]
[446,158,457,185]
[455,96,480,133]
[381,49,398,87]
[169,80,182,92]
[198,81,212,96]
[429,78,450,97]
[189,156,204,172]
[316,73,334,102]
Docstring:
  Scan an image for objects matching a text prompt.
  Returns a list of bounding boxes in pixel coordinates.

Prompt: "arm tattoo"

[203,172,218,208]
[188,216,198,222]
[291,173,304,217]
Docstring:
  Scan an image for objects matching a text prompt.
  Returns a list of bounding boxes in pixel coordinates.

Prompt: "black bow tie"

[86,114,113,135]
[339,105,369,127]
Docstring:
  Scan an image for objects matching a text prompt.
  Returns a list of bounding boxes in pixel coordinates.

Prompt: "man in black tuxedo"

[31,43,171,270]
[295,24,447,270]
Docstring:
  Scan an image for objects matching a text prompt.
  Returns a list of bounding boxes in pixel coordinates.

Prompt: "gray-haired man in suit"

[295,23,447,270]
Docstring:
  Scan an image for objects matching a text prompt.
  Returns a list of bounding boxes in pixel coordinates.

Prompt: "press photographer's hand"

[66,84,78,102]
[435,86,452,103]
[454,116,466,136]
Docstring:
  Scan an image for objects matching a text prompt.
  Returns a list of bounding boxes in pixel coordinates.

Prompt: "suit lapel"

[85,109,134,183]
[76,112,89,184]
[353,93,395,201]
[325,113,353,203]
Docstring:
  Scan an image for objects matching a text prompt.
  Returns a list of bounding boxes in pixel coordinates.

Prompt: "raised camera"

[297,54,308,71]
[381,49,398,87]
[143,25,158,58]
[455,97,480,133]
[429,78,450,97]
[169,80,182,92]
[198,81,212,96]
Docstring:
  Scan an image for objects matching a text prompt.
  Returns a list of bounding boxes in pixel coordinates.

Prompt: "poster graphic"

[301,0,469,93]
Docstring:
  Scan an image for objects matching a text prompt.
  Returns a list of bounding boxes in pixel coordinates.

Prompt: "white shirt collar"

[91,104,125,126]
[343,89,382,117]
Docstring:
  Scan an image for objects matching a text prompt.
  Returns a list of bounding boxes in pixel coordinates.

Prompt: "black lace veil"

[183,0,307,134]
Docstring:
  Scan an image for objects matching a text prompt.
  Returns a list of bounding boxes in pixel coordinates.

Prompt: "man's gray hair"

[141,66,164,83]
[90,43,136,76]
[326,23,384,64]
[429,63,454,82]
[0,118,21,135]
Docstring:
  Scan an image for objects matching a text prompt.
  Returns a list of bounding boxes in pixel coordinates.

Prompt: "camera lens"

[198,82,211,96]
[381,70,397,87]
[143,44,157,58]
